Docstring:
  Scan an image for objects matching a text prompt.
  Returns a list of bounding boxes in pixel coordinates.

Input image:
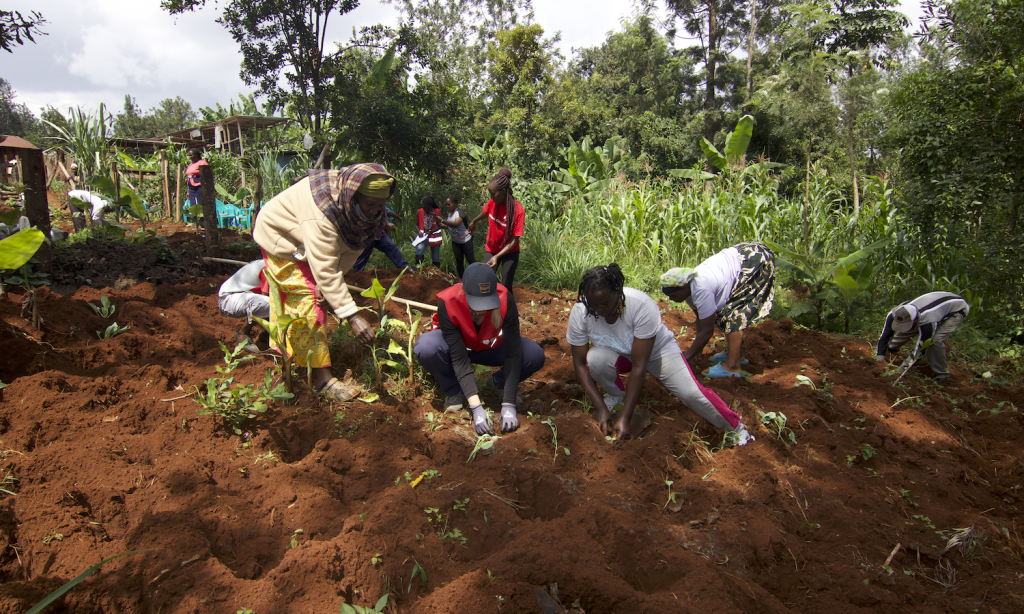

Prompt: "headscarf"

[308,163,395,250]
[489,167,519,249]
[660,267,697,292]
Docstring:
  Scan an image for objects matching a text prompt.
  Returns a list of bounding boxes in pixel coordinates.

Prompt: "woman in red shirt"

[185,148,210,213]
[468,167,525,293]
[415,196,443,267]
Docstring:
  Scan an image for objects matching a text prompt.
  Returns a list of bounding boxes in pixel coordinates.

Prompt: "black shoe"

[933,374,951,383]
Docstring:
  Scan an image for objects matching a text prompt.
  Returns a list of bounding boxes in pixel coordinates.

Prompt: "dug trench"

[0,263,1021,614]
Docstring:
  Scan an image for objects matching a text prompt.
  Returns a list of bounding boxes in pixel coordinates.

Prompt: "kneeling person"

[414,263,545,434]
[567,264,751,444]
[218,259,271,352]
[876,291,969,383]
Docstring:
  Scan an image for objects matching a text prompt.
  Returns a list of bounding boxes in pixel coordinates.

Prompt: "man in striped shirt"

[876,291,969,382]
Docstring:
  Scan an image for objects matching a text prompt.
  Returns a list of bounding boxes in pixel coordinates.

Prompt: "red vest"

[431,283,508,352]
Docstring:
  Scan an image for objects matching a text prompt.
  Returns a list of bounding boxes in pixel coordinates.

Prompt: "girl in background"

[415,196,443,267]
[437,195,475,277]
[468,167,525,293]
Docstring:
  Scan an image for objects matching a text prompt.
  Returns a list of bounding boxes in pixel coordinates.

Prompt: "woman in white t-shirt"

[436,195,476,277]
[566,263,751,444]
[661,242,776,377]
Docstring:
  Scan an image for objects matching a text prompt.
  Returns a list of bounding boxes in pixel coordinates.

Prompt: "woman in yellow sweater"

[253,163,395,402]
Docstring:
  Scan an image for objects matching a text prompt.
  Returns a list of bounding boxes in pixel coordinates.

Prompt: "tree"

[161,0,360,136]
[886,0,1024,318]
[114,96,197,138]
[0,9,45,52]
[114,95,146,139]
[665,0,749,146]
[0,78,37,137]
[383,0,535,93]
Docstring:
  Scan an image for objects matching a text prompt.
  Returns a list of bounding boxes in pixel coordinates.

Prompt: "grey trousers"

[586,346,740,431]
[218,292,270,323]
[889,311,965,377]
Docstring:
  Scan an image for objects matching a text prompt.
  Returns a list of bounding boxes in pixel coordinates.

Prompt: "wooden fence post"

[200,164,219,256]
[160,150,170,217]
[21,149,51,270]
[175,162,182,221]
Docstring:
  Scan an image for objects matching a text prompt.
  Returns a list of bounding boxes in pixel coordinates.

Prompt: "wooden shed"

[0,135,50,265]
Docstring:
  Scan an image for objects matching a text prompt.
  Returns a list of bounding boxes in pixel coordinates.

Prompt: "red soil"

[0,245,1022,613]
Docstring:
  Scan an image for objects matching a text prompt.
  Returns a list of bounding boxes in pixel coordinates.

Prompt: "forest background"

[1,0,1022,368]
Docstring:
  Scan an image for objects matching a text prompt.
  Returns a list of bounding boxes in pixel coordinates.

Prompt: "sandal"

[703,363,743,378]
[315,377,361,403]
[710,351,748,365]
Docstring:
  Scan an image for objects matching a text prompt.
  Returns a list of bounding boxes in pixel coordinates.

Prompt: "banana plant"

[769,237,889,330]
[831,260,879,334]
[215,184,250,207]
[0,227,45,271]
[550,135,626,198]
[701,114,754,171]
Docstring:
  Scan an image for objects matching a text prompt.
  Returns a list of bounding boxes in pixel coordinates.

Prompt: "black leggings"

[487,249,520,293]
[452,238,476,278]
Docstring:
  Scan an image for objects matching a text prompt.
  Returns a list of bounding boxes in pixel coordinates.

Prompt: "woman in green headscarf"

[253,163,396,402]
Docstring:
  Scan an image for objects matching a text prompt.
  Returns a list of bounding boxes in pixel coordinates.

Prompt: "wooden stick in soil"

[200,258,439,311]
[199,164,219,257]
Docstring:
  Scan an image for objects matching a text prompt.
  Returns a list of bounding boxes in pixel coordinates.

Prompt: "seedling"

[289,528,303,548]
[425,411,443,432]
[664,480,682,509]
[407,558,427,593]
[468,434,499,462]
[541,417,570,462]
[88,295,116,318]
[340,594,389,614]
[371,553,383,566]
[453,498,470,517]
[194,367,293,435]
[758,410,797,446]
[97,322,130,339]
[859,443,875,460]
[42,530,63,545]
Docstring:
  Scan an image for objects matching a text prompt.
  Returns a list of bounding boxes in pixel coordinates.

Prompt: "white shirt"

[685,247,742,319]
[67,190,111,221]
[566,287,680,360]
[219,259,265,297]
[445,209,472,244]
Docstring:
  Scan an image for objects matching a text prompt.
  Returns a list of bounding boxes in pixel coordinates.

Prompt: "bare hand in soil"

[595,406,613,436]
[613,413,631,441]
[348,313,374,344]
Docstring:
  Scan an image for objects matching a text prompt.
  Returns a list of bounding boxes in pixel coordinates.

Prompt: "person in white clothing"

[662,242,776,378]
[218,259,271,352]
[876,291,969,383]
[567,263,752,445]
[67,190,111,232]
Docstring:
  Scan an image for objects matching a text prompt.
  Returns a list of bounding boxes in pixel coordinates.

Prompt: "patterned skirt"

[262,252,331,369]
[716,242,776,334]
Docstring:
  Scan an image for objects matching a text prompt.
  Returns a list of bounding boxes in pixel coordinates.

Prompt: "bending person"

[353,205,409,271]
[218,259,270,353]
[253,163,394,402]
[67,190,111,231]
[567,264,751,444]
[662,242,776,378]
[414,263,545,434]
[467,167,524,293]
[876,291,969,383]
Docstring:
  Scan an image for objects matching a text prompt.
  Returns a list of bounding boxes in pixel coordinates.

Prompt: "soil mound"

[0,265,1021,614]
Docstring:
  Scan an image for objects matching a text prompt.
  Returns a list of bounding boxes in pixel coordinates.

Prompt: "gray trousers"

[218,292,270,323]
[889,311,965,377]
[586,346,740,431]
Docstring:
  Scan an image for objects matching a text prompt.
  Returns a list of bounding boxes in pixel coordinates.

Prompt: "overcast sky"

[3,0,926,118]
